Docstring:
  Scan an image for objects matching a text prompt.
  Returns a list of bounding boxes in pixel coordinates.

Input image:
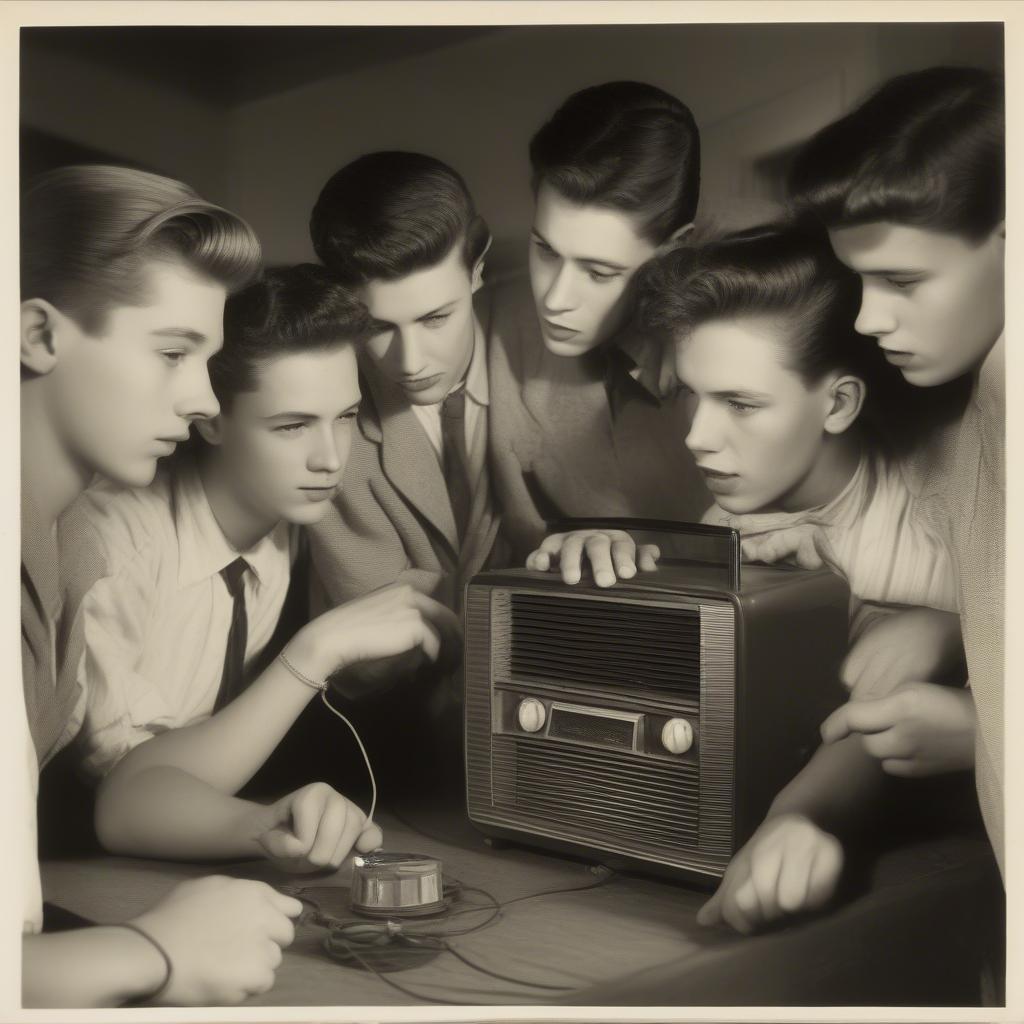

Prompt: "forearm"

[23,927,167,1008]
[95,764,272,860]
[106,656,315,794]
[766,735,887,837]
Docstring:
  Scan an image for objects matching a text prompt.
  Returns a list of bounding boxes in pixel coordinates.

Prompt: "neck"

[197,448,278,552]
[775,431,862,514]
[21,379,93,532]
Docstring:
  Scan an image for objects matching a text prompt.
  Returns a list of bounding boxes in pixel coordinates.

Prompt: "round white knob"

[517,698,546,733]
[661,718,694,755]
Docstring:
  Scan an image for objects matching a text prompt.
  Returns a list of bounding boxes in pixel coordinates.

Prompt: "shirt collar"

[21,488,60,621]
[461,312,489,407]
[173,455,290,590]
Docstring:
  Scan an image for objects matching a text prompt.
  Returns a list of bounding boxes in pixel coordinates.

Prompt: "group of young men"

[19,65,1005,1007]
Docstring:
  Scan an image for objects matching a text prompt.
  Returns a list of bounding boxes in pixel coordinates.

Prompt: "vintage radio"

[464,520,850,884]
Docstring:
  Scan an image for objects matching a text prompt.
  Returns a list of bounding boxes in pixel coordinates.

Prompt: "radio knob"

[661,718,694,755]
[517,698,546,733]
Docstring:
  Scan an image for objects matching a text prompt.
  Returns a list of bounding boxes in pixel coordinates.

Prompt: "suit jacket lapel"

[363,366,460,555]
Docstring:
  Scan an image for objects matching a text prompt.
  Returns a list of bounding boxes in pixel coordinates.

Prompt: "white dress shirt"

[74,456,294,778]
[410,317,490,468]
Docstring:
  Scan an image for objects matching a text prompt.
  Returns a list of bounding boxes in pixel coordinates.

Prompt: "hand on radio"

[696,813,843,934]
[739,524,838,572]
[841,608,966,698]
[254,782,383,874]
[286,584,462,686]
[820,681,976,777]
[526,529,660,588]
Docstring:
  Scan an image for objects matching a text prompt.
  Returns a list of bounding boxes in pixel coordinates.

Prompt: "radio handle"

[544,517,741,590]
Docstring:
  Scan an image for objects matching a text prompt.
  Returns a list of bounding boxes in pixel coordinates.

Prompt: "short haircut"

[788,66,1004,240]
[529,81,701,245]
[209,263,371,410]
[310,151,491,285]
[635,225,883,387]
[21,164,262,334]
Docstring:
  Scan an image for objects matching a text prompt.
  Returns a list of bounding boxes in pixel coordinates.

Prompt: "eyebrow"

[149,328,207,343]
[261,399,362,421]
[531,229,629,272]
[371,301,457,332]
[857,269,926,278]
[707,388,772,401]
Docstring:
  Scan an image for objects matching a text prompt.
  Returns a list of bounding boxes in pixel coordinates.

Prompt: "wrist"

[98,924,170,1002]
[283,626,336,686]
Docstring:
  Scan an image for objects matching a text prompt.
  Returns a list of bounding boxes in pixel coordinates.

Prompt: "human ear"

[193,415,224,446]
[653,222,695,258]
[823,374,865,436]
[20,299,61,375]
[470,235,493,294]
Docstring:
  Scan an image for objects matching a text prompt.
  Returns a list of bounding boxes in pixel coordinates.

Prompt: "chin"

[540,335,600,358]
[104,457,160,490]
[282,500,334,526]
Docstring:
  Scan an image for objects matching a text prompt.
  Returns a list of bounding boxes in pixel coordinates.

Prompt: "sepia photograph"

[7,1,1015,1017]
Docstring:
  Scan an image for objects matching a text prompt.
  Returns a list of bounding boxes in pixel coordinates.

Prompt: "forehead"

[532,182,652,264]
[828,222,955,271]
[105,260,227,327]
[237,345,360,410]
[676,317,797,386]
[359,244,470,324]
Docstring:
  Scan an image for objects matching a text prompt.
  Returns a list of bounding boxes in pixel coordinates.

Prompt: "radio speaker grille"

[509,593,700,701]
[494,736,699,848]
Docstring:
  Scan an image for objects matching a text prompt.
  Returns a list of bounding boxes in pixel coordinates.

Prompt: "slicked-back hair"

[635,225,885,388]
[209,263,371,410]
[310,151,491,286]
[21,164,262,334]
[529,81,701,245]
[788,66,1004,240]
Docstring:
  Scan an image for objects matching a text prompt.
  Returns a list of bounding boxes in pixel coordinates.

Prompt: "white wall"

[222,21,1002,269]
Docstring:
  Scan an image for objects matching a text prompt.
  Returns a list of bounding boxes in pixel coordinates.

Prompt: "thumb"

[257,825,307,860]
[696,887,723,926]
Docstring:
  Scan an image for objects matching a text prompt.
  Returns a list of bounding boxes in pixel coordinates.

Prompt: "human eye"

[532,238,557,261]
[336,410,359,422]
[587,268,621,284]
[159,349,187,366]
[423,312,452,328]
[273,422,306,434]
[727,399,758,414]
[885,276,922,291]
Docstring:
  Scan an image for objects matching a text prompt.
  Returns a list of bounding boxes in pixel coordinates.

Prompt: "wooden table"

[40,798,1003,1008]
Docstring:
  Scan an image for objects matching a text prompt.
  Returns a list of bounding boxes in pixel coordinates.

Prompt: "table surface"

[41,798,1003,1008]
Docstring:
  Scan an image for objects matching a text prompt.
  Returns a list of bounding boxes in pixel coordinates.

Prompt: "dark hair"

[529,81,701,244]
[636,225,883,386]
[21,164,262,334]
[209,263,371,410]
[788,66,1004,240]
[310,151,491,285]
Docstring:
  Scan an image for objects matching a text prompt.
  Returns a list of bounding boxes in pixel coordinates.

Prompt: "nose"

[307,422,343,475]
[541,261,577,315]
[394,328,425,376]
[684,400,722,456]
[176,361,220,422]
[854,282,897,338]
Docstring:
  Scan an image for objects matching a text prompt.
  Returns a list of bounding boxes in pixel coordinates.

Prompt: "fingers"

[260,902,298,947]
[695,888,722,927]
[355,822,384,853]
[820,694,902,744]
[308,794,352,868]
[805,835,843,909]
[583,533,616,587]
[637,544,660,573]
[609,537,638,582]
[558,533,586,585]
[747,840,784,924]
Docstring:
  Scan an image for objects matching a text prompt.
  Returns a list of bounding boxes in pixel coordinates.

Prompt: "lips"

[697,465,740,495]
[399,373,444,393]
[879,347,916,366]
[542,318,581,343]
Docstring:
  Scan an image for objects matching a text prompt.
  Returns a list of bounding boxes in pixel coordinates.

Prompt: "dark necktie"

[214,557,248,712]
[440,389,472,546]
